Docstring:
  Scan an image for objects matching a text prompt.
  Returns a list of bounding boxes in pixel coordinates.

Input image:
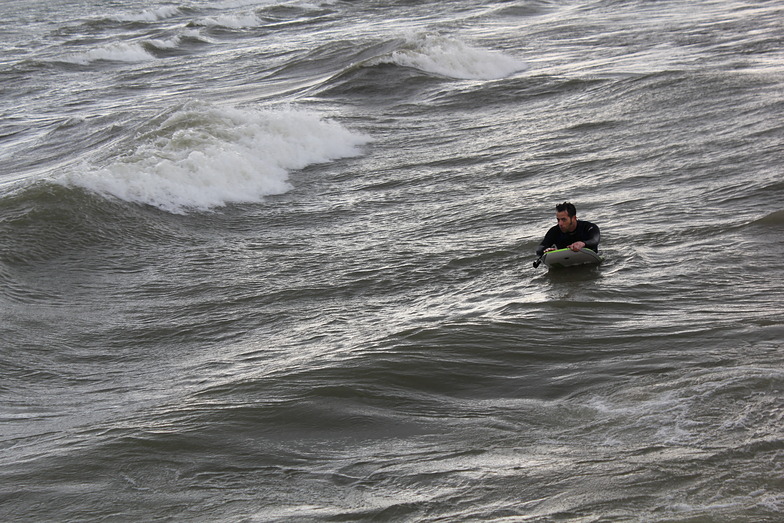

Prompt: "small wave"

[58,102,371,213]
[215,0,280,8]
[374,34,528,81]
[179,28,214,45]
[63,41,156,65]
[494,2,554,17]
[113,6,182,23]
[195,12,263,29]
[147,35,183,51]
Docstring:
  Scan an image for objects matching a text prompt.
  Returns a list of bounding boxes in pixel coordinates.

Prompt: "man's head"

[555,202,577,233]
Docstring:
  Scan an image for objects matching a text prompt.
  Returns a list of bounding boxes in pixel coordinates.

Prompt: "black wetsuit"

[536,220,600,257]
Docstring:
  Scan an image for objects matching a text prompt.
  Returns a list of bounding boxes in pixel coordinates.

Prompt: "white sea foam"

[148,36,182,50]
[378,34,528,80]
[197,13,263,29]
[113,6,182,23]
[60,103,371,213]
[64,41,156,65]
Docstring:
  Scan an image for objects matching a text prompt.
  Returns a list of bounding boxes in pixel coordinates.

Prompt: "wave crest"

[58,103,371,213]
[195,12,262,29]
[63,41,156,65]
[374,34,528,80]
[113,6,182,23]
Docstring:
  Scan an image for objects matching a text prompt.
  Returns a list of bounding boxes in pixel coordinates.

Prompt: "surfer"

[536,202,600,257]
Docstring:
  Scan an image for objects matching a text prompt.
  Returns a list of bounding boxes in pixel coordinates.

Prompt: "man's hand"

[568,241,585,251]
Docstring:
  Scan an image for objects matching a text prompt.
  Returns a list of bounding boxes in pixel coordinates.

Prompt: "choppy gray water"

[1,0,783,520]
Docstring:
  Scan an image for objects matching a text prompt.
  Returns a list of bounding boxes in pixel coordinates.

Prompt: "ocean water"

[1,0,783,521]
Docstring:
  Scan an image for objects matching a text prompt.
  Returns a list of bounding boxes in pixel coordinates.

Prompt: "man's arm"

[565,222,600,252]
[536,227,559,257]
[582,223,600,251]
[569,222,600,251]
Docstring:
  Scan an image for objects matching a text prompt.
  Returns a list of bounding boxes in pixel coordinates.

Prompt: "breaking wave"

[374,33,528,80]
[58,103,371,213]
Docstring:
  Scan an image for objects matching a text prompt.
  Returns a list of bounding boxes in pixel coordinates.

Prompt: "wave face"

[1,0,783,521]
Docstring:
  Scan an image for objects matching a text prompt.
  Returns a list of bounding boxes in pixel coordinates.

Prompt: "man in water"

[535,202,600,257]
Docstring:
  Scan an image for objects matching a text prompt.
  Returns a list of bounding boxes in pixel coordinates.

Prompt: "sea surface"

[1,0,783,521]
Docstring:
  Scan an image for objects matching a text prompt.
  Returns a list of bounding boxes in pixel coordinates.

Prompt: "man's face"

[556,210,577,233]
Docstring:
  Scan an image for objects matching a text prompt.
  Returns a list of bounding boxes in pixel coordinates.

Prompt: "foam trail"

[60,103,371,213]
[380,34,527,80]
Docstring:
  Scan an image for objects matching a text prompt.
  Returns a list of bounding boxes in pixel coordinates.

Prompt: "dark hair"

[555,202,576,217]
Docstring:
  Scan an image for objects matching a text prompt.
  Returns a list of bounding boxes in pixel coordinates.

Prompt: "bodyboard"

[540,248,602,269]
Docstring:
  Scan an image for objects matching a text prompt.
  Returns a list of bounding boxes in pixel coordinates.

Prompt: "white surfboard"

[539,248,602,269]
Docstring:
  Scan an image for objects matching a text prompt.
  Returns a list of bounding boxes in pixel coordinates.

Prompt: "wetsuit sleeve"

[582,222,600,251]
[536,226,559,257]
